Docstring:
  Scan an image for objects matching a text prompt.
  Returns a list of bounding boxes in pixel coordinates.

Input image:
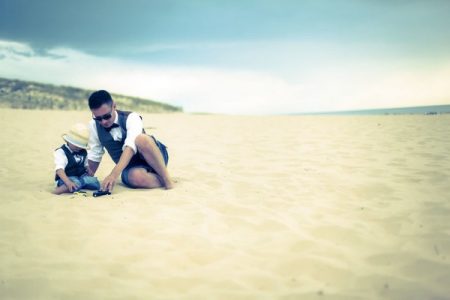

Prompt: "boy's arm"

[54,148,77,191]
[55,169,78,192]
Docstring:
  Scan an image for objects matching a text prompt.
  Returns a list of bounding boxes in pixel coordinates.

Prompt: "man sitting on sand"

[87,90,174,191]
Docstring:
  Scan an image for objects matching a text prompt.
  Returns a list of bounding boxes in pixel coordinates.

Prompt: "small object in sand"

[73,191,87,197]
[93,190,111,197]
[434,245,440,256]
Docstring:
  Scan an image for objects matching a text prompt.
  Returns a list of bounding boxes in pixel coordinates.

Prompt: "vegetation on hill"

[0,77,182,113]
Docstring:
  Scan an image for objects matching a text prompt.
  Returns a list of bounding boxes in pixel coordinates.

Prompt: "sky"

[0,0,449,114]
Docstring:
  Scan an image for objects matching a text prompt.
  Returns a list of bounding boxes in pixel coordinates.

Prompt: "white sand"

[0,108,449,299]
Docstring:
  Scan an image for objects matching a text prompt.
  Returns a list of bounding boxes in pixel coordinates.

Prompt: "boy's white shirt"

[87,112,143,162]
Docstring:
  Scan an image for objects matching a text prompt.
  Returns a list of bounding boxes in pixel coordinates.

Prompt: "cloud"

[0,40,449,114]
[2,0,449,59]
[0,40,66,60]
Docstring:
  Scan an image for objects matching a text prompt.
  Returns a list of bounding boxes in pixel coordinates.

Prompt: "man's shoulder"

[124,112,142,121]
[118,110,139,116]
[88,119,98,131]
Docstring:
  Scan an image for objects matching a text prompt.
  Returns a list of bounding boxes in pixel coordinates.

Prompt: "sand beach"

[0,108,449,299]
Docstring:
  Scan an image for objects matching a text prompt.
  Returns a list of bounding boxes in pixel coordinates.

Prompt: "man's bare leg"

[126,167,164,188]
[135,134,174,189]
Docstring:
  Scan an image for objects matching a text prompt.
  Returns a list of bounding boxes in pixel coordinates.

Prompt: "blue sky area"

[1,0,449,114]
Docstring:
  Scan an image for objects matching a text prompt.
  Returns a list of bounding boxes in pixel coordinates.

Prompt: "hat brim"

[62,134,90,150]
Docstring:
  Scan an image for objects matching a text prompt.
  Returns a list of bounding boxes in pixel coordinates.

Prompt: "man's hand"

[101,146,134,192]
[102,173,118,192]
[65,180,79,192]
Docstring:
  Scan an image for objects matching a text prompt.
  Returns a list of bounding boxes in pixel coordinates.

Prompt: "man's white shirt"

[87,112,143,162]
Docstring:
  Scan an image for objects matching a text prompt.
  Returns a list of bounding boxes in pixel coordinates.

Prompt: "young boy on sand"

[53,123,100,194]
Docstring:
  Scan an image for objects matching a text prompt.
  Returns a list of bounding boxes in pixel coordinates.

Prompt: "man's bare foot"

[164,179,174,190]
[157,175,174,189]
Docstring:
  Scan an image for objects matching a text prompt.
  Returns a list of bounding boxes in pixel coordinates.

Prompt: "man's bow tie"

[105,123,120,132]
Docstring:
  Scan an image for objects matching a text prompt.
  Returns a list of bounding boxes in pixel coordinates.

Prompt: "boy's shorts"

[56,174,100,191]
[121,136,169,188]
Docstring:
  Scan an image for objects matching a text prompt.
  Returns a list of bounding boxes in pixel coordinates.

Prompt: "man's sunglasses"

[93,112,113,121]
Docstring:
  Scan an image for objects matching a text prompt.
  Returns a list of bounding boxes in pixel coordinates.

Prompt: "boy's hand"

[66,180,79,192]
[102,173,117,192]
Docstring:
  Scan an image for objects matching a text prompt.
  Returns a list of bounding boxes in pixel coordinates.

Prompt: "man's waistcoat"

[96,110,144,164]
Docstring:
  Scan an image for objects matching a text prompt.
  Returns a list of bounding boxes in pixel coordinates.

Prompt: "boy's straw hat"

[62,123,90,149]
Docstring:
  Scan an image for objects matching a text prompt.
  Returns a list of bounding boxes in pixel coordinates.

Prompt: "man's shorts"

[121,136,169,188]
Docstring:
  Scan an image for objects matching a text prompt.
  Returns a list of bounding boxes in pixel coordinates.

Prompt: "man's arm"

[87,160,100,176]
[87,120,104,176]
[101,146,135,192]
[100,112,142,191]
[123,112,143,154]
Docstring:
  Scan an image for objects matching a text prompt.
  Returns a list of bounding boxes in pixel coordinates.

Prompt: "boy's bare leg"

[53,185,70,195]
[135,135,174,189]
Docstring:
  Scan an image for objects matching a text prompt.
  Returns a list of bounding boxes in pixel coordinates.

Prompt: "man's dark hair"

[88,90,113,109]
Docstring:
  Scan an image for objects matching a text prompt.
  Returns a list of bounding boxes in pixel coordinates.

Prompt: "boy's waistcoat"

[55,144,87,180]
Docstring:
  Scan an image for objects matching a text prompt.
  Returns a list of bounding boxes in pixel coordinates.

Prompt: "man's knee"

[136,134,160,153]
[135,134,153,149]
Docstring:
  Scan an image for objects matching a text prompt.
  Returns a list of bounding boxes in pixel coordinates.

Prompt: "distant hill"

[297,104,450,116]
[0,77,182,113]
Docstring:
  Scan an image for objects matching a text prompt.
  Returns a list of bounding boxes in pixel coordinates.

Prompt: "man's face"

[92,103,116,128]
